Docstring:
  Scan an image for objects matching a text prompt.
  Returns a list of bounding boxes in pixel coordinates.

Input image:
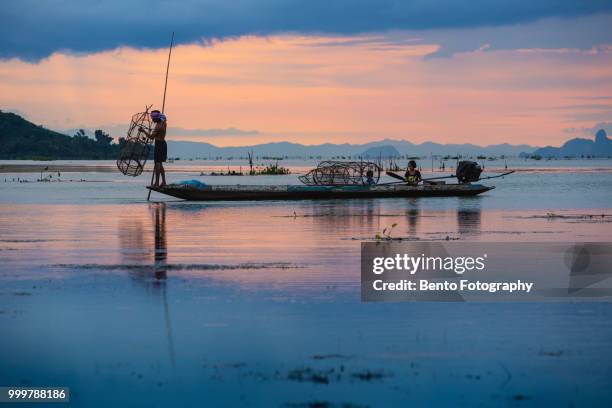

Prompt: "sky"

[1,1,611,147]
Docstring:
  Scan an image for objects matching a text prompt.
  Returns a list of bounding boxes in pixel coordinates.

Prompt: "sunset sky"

[1,1,611,147]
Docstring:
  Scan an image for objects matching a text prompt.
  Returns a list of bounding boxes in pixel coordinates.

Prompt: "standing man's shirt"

[152,120,168,163]
[151,121,167,141]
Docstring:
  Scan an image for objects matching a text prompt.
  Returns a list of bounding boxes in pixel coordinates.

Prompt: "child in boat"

[404,160,422,185]
[365,170,376,185]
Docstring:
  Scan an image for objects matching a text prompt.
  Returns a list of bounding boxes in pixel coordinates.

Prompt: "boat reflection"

[305,199,382,232]
[405,199,420,236]
[456,198,482,236]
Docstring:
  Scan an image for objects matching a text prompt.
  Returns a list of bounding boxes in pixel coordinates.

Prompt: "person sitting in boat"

[365,170,376,185]
[404,160,422,185]
[145,110,167,187]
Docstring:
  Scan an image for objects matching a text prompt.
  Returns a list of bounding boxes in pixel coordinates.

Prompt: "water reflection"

[151,203,175,367]
[153,203,167,281]
[405,199,420,236]
[118,203,175,366]
[118,203,168,282]
[118,216,150,264]
[300,199,383,233]
[456,198,482,235]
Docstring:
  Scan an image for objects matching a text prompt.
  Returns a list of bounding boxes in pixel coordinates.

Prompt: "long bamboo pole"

[148,32,175,201]
[161,32,174,114]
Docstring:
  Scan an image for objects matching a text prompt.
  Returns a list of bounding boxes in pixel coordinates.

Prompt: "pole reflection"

[118,203,175,367]
[153,202,167,281]
[151,203,175,367]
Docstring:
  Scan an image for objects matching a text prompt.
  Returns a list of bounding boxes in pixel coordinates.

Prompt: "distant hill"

[166,139,537,159]
[0,110,122,159]
[530,129,612,158]
[1,109,541,160]
[360,145,401,158]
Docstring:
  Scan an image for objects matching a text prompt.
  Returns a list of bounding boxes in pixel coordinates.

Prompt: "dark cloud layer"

[2,0,612,60]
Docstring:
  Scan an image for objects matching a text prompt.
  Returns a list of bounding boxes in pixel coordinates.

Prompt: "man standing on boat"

[146,110,167,187]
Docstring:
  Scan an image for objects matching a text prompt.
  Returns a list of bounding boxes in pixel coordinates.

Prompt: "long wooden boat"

[147,183,494,201]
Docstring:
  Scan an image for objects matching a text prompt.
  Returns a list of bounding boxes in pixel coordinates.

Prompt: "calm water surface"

[1,161,612,407]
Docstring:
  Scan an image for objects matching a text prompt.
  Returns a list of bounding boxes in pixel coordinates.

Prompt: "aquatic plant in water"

[375,223,398,241]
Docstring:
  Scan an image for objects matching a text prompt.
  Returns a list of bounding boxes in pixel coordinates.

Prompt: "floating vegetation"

[347,236,459,241]
[283,402,368,408]
[286,366,390,385]
[287,367,332,384]
[52,262,304,271]
[375,223,398,240]
[207,170,244,176]
[539,350,564,357]
[424,230,566,235]
[310,354,352,361]
[371,224,459,241]
[511,213,612,223]
[3,177,109,183]
[350,370,391,382]
[274,213,410,218]
[541,212,612,224]
[204,162,290,176]
[257,162,290,175]
[535,212,612,221]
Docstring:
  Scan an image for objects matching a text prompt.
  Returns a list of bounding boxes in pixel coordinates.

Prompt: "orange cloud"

[0,35,610,146]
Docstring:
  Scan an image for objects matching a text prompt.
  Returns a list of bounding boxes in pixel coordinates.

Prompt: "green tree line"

[0,110,127,160]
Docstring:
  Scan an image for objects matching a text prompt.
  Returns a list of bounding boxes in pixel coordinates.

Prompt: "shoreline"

[2,161,612,174]
[0,164,118,173]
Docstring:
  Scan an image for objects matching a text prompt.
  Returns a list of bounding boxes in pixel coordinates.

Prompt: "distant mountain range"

[529,129,612,158]
[360,145,401,158]
[2,109,611,160]
[166,139,536,159]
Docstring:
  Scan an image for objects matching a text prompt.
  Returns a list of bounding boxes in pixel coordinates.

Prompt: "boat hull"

[147,183,494,201]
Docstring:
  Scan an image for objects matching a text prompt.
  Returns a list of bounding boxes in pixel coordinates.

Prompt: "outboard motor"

[456,161,482,183]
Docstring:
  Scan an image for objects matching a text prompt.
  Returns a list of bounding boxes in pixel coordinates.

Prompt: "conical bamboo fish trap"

[116,108,154,177]
[298,161,381,186]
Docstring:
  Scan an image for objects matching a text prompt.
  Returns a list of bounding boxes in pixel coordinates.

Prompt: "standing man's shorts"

[154,140,167,163]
